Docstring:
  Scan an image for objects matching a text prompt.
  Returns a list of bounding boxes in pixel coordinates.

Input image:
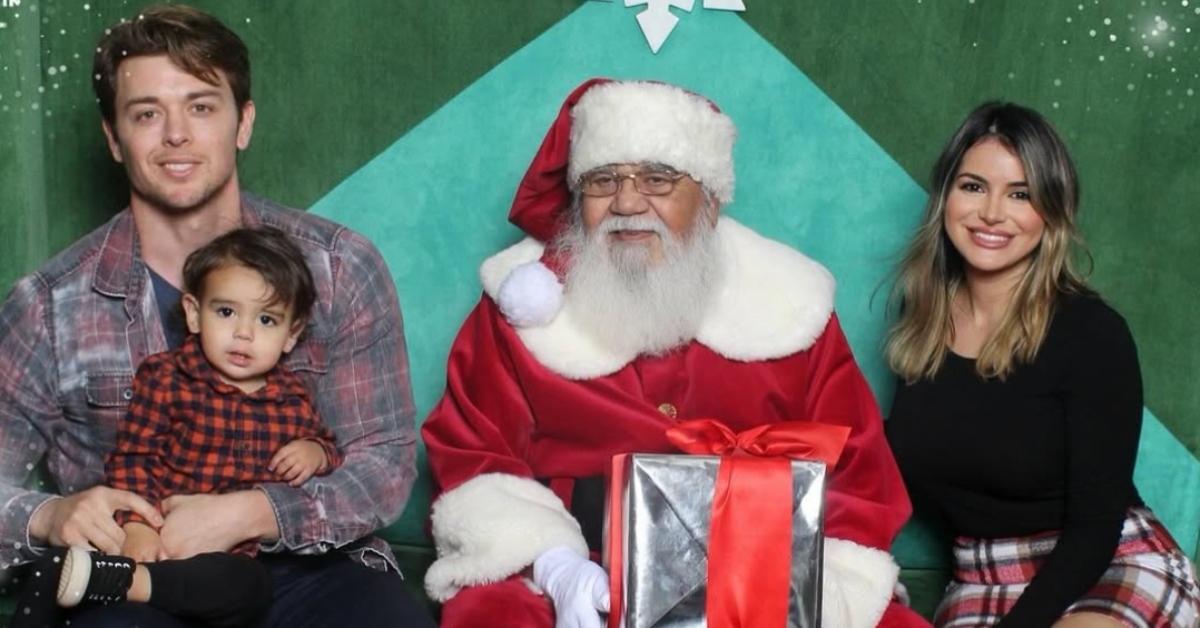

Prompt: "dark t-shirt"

[148,267,186,351]
[887,292,1144,627]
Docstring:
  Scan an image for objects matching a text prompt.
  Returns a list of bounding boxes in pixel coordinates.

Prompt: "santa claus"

[421,78,927,628]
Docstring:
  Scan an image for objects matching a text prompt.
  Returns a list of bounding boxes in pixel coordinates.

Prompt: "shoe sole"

[56,546,92,608]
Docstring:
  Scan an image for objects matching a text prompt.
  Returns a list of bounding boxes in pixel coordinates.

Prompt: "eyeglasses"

[577,168,689,197]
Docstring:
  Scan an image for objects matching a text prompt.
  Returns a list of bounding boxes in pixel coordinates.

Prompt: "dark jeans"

[68,553,435,628]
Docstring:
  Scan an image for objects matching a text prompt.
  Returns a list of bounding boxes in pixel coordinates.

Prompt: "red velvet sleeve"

[802,314,912,551]
[422,297,539,493]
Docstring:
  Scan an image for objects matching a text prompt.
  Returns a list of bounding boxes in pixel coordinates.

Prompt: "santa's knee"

[439,577,554,628]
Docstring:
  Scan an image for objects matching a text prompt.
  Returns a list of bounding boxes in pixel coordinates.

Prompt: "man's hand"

[533,546,610,628]
[28,486,162,555]
[268,439,329,487]
[159,490,279,559]
[121,521,165,563]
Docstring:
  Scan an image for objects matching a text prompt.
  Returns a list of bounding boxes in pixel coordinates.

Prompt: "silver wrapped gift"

[606,453,825,628]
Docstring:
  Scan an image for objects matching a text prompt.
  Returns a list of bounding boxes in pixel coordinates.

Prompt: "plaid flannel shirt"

[106,334,343,539]
[0,194,416,572]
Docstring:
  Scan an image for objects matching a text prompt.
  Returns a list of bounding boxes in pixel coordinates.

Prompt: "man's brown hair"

[92,4,251,124]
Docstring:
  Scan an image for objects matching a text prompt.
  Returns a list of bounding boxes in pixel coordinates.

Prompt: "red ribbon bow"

[663,419,850,628]
[665,419,850,465]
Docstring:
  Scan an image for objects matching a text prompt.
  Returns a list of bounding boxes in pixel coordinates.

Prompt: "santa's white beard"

[556,213,722,357]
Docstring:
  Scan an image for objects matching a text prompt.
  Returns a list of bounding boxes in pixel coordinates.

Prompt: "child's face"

[181,264,303,393]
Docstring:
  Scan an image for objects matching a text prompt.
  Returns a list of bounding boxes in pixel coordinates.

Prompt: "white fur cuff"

[821,537,900,628]
[425,473,589,602]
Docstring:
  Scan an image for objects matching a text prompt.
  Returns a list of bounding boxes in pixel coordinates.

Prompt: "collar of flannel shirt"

[175,334,296,402]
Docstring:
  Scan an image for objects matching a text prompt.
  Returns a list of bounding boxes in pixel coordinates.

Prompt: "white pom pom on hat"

[496,260,563,328]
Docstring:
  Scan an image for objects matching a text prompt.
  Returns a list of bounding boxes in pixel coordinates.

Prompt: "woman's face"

[943,137,1046,286]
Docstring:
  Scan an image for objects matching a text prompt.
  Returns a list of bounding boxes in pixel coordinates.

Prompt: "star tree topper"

[593,0,747,54]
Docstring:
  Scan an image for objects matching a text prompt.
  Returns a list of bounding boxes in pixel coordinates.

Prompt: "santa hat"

[497,78,737,328]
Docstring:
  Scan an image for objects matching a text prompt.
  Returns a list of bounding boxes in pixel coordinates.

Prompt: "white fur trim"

[480,236,545,295]
[425,473,588,602]
[569,81,737,205]
[496,261,563,327]
[821,537,900,628]
[694,219,835,361]
[479,218,834,379]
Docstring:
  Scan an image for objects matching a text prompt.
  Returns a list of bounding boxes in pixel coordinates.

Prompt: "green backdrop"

[2,0,1197,591]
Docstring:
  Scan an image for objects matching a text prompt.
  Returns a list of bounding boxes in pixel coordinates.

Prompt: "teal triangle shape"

[310,2,1199,560]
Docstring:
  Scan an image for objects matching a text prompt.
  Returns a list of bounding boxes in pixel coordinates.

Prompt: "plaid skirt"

[936,508,1200,627]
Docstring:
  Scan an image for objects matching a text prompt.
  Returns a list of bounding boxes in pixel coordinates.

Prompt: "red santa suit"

[422,217,925,628]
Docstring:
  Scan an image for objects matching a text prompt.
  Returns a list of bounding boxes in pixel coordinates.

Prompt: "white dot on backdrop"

[47,67,58,76]
[1127,83,1136,90]
[1055,78,1063,86]
[1110,34,1118,41]
[1099,54,1106,61]
[1104,17,1112,24]
[1090,29,1097,36]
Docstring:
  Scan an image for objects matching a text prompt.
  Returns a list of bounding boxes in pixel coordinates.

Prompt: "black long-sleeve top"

[886,293,1144,628]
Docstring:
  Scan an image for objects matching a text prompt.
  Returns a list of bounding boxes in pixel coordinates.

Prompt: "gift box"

[605,420,849,628]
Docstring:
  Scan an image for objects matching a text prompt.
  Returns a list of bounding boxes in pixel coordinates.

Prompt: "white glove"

[533,545,611,628]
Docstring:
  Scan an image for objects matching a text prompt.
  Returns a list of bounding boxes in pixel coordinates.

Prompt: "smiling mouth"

[160,161,199,176]
[970,229,1013,247]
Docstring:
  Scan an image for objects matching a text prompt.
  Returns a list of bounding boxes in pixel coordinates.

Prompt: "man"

[0,5,430,627]
[421,79,929,628]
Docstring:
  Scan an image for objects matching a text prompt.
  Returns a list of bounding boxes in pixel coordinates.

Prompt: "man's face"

[102,54,255,216]
[579,163,711,263]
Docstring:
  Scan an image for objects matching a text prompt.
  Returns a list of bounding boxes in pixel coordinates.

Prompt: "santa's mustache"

[596,215,670,239]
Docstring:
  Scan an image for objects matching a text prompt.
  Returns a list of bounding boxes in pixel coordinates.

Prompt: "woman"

[884,102,1199,628]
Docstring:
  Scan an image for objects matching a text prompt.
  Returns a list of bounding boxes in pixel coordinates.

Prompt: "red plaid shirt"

[106,334,342,536]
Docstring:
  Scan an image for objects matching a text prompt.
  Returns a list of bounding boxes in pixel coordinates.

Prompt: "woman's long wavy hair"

[886,102,1092,382]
